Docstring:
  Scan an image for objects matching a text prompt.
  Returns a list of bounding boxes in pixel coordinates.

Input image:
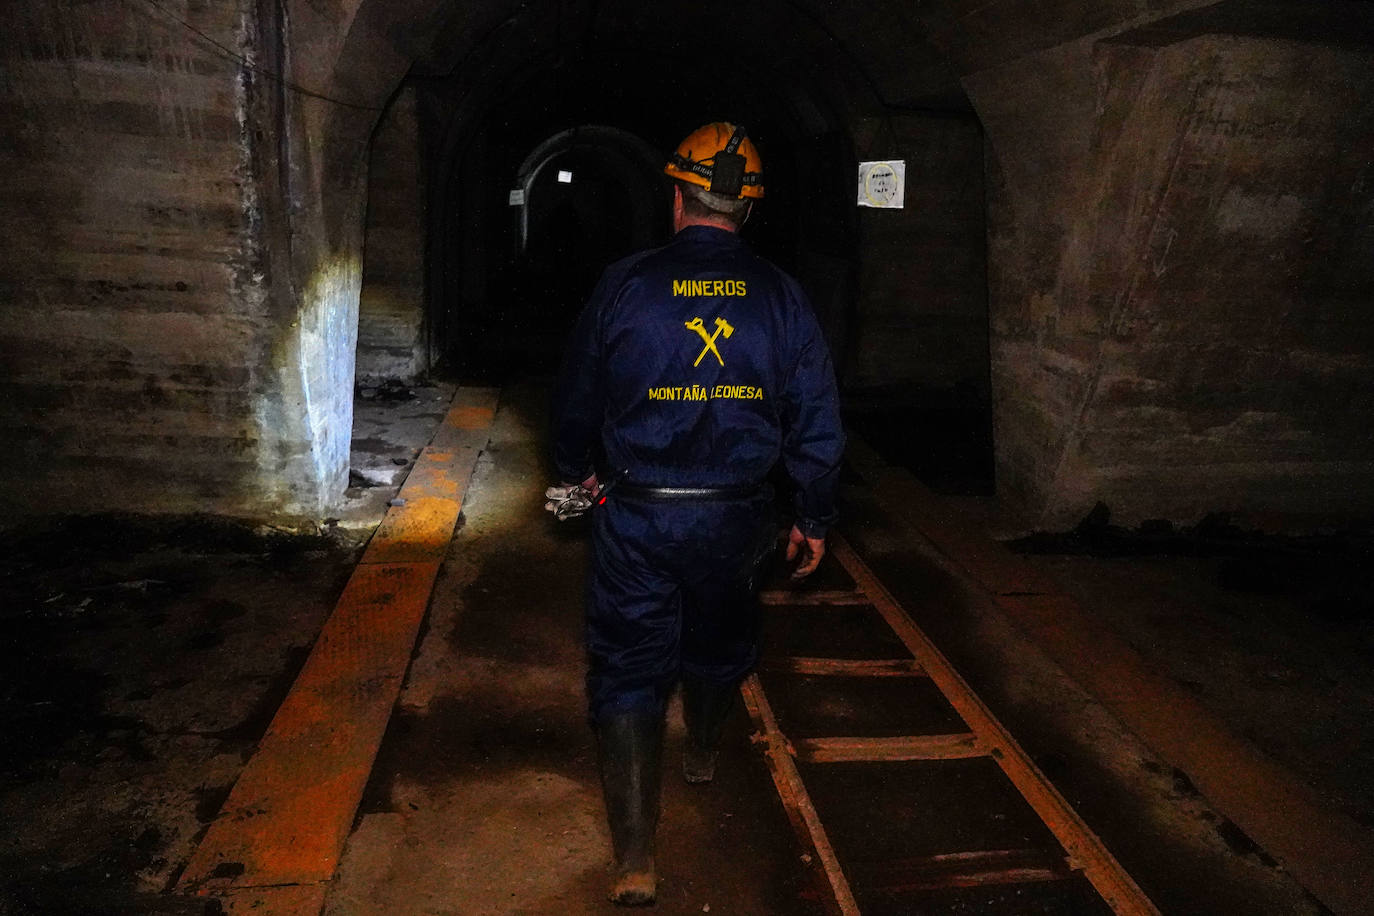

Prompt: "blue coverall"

[553,224,845,720]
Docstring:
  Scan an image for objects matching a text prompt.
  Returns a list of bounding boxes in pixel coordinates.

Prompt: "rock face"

[1,0,1371,529]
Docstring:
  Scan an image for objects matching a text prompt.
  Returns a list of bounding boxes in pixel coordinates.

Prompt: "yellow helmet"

[664,122,764,200]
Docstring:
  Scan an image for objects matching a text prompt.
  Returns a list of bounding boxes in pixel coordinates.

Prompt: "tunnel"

[354,9,993,492]
[4,0,1370,529]
[2,0,1374,913]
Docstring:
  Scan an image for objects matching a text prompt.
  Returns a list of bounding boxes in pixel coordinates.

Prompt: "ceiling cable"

[128,0,384,112]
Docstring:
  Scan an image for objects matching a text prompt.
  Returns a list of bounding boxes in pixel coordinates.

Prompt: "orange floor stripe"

[178,387,498,906]
[364,497,463,563]
[180,561,440,889]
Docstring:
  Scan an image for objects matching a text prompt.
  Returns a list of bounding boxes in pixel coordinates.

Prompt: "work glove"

[544,483,595,521]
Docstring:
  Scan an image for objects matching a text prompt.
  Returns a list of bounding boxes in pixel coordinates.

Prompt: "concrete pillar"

[0,0,281,518]
[0,0,375,522]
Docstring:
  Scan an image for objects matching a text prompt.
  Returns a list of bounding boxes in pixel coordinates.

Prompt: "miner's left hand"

[785,524,826,579]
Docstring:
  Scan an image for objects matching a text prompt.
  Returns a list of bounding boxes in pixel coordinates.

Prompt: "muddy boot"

[682,676,737,785]
[597,709,662,906]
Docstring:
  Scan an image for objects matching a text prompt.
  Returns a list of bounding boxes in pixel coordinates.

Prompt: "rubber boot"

[681,677,737,784]
[597,709,662,906]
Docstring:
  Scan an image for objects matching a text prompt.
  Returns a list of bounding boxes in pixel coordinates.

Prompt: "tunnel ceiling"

[345,0,972,125]
[328,0,1374,187]
[379,0,1374,106]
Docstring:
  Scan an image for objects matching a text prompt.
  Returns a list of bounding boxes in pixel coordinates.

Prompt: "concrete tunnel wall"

[357,86,427,384]
[968,14,1374,528]
[1,1,284,517]
[1,0,1372,530]
[847,113,988,396]
[0,0,397,522]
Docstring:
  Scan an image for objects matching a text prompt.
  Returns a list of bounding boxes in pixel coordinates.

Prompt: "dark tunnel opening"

[473,123,672,375]
[421,48,830,377]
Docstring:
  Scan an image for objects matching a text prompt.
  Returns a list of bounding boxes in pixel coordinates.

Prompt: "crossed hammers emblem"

[685,316,734,367]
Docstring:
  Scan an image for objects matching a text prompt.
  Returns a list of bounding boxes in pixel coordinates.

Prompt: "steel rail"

[759,589,871,606]
[760,657,928,677]
[793,733,985,763]
[828,535,1161,915]
[851,848,1077,892]
[740,673,862,916]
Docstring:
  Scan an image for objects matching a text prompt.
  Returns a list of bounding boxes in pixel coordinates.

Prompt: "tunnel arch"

[312,0,994,502]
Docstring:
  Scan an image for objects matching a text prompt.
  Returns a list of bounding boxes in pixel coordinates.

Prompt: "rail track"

[745,534,1160,916]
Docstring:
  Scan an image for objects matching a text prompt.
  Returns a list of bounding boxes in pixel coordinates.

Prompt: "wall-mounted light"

[557,170,574,184]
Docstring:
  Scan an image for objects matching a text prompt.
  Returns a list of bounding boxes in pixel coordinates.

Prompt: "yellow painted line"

[179,560,441,888]
[179,387,498,906]
[363,496,462,563]
[445,404,497,430]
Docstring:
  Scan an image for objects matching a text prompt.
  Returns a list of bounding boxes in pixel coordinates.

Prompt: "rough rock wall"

[0,0,271,517]
[357,86,427,383]
[848,114,987,396]
[972,32,1374,528]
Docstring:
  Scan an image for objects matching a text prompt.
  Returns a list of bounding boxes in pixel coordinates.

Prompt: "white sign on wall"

[857,160,905,209]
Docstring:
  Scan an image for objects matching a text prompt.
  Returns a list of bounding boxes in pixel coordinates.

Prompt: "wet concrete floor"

[340,381,459,528]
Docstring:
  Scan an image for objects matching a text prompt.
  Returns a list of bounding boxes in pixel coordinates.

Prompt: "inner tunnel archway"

[467,123,672,376]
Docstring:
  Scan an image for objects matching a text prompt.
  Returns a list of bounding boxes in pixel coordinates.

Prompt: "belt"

[614,482,764,501]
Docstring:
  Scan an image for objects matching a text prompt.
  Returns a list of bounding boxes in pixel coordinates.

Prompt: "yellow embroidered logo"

[685,316,734,367]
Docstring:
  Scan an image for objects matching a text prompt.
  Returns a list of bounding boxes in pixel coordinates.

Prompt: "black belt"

[614,482,764,502]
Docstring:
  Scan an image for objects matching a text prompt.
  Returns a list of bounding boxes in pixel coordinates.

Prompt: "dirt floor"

[1,379,1370,914]
[0,519,362,914]
[926,490,1374,835]
[1024,547,1374,829]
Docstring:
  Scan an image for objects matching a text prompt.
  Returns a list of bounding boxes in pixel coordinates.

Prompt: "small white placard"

[557,169,574,184]
[508,189,526,206]
[857,160,905,209]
